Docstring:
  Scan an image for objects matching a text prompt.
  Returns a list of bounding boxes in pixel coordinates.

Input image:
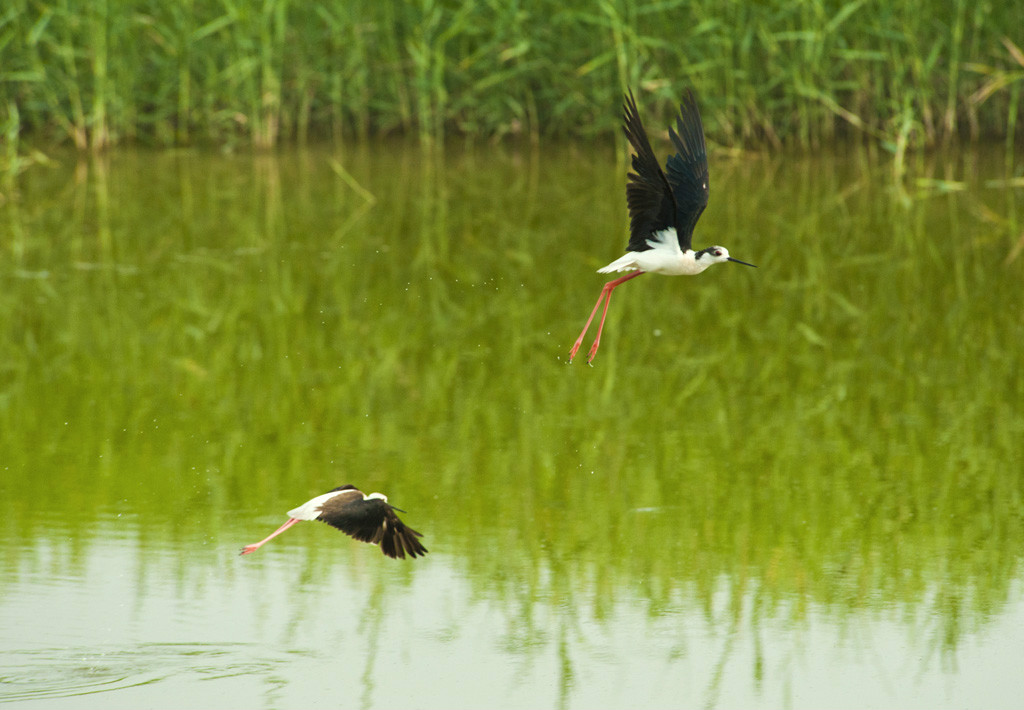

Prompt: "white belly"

[597,228,709,276]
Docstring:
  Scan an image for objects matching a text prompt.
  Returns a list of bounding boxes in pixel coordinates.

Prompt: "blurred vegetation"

[1,0,1023,151]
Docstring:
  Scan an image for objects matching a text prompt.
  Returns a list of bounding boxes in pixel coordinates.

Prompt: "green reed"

[1,0,1022,151]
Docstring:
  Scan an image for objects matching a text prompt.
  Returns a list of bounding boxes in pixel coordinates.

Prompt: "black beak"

[727,257,757,267]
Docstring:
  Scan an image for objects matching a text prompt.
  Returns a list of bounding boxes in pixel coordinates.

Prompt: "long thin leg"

[587,282,619,363]
[569,290,609,362]
[569,271,644,363]
[240,517,301,555]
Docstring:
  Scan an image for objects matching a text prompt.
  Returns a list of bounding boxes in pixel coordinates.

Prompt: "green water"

[1,143,1022,709]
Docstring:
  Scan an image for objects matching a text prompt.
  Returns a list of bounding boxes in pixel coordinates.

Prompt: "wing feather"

[378,511,428,559]
[622,90,677,253]
[319,499,428,559]
[665,89,710,251]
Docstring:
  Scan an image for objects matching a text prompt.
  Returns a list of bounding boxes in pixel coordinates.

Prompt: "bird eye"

[713,250,722,256]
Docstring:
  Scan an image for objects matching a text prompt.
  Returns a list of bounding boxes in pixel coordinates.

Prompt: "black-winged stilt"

[240,485,427,559]
[569,89,756,364]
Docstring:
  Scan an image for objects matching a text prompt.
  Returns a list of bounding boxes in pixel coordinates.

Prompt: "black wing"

[622,90,677,253]
[378,510,428,560]
[321,498,427,559]
[665,89,710,251]
[327,484,360,494]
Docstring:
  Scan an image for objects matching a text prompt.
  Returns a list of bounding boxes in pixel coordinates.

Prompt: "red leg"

[569,271,644,363]
[240,517,301,555]
[587,283,618,363]
[569,290,609,362]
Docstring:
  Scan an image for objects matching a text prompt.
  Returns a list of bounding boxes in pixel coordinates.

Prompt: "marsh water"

[1,142,1022,709]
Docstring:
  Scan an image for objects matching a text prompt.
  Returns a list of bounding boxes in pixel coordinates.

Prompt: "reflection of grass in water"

[1,145,1022,652]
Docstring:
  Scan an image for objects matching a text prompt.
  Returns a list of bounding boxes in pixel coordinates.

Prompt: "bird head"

[366,491,406,513]
[699,246,757,268]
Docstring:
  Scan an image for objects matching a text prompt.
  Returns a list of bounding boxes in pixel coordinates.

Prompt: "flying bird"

[240,485,427,559]
[569,89,756,364]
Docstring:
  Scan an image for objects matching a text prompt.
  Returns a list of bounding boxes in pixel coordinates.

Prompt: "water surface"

[1,142,1022,709]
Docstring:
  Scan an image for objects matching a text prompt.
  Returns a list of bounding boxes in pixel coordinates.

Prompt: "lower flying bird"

[240,485,427,559]
[569,89,756,364]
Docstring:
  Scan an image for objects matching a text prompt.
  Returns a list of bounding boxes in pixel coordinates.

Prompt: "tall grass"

[1,0,1022,150]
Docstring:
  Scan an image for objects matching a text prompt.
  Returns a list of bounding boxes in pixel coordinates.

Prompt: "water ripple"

[0,643,273,704]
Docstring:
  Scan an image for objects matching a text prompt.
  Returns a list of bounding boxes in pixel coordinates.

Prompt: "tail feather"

[597,254,641,274]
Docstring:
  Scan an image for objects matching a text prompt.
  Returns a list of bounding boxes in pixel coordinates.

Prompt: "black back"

[317,487,427,559]
[622,89,710,253]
